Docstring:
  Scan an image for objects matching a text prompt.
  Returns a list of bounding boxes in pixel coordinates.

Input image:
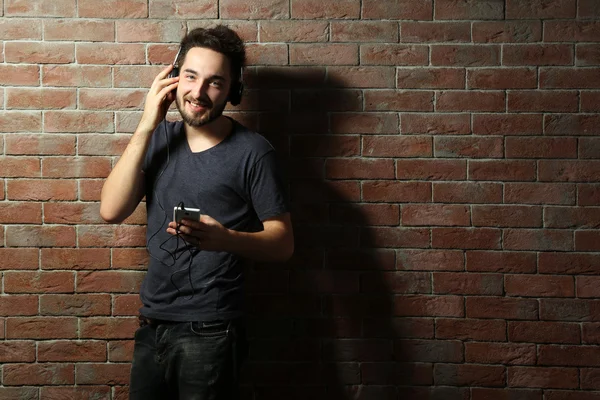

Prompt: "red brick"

[108,340,134,362]
[0,341,36,363]
[506,137,577,159]
[325,249,393,271]
[468,68,537,89]
[326,158,394,179]
[363,136,431,158]
[0,295,38,316]
[116,20,185,43]
[473,21,542,43]
[361,227,430,249]
[40,294,111,317]
[581,369,600,390]
[540,299,600,321]
[0,112,42,133]
[78,225,146,248]
[505,183,576,205]
[78,0,147,17]
[328,67,395,88]
[80,317,138,339]
[0,64,40,86]
[4,271,74,294]
[3,363,75,385]
[436,318,505,341]
[76,43,145,65]
[361,271,430,294]
[5,41,73,64]
[362,0,432,20]
[402,204,469,227]
[7,179,76,201]
[506,274,574,297]
[472,389,542,400]
[245,44,288,66]
[542,67,600,89]
[290,44,358,65]
[580,0,600,18]
[42,65,111,87]
[44,111,114,133]
[544,21,600,42]
[437,91,505,112]
[42,157,111,179]
[331,113,398,134]
[433,182,502,203]
[577,231,600,251]
[434,272,503,296]
[0,248,39,270]
[435,0,504,19]
[5,0,75,16]
[469,160,536,181]
[78,134,131,157]
[465,342,537,365]
[149,0,217,17]
[504,229,573,251]
[504,44,573,66]
[362,181,432,202]
[43,203,103,225]
[472,205,542,228]
[0,202,42,224]
[539,345,600,367]
[331,21,398,42]
[6,317,78,339]
[397,68,465,89]
[364,317,434,339]
[76,363,131,385]
[38,340,107,362]
[6,226,76,248]
[330,203,400,226]
[291,180,360,203]
[79,89,146,110]
[432,228,501,250]
[507,0,576,19]
[578,276,600,298]
[7,88,76,110]
[431,45,501,66]
[402,113,470,135]
[540,160,600,182]
[401,21,470,43]
[473,113,543,135]
[539,252,600,275]
[360,44,429,66]
[291,0,359,19]
[577,44,600,66]
[0,18,42,39]
[76,271,144,294]
[6,134,75,155]
[40,386,111,400]
[113,294,142,316]
[397,159,467,180]
[0,157,40,178]
[79,179,104,201]
[395,339,463,362]
[395,249,463,272]
[259,20,327,42]
[509,90,578,112]
[545,114,600,136]
[466,251,537,273]
[435,136,503,158]
[434,363,505,386]
[365,90,433,111]
[113,65,162,89]
[582,92,600,112]
[44,19,115,41]
[546,207,600,229]
[292,89,362,111]
[509,321,581,344]
[466,297,539,320]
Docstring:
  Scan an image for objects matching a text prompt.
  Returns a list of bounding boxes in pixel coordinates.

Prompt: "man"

[100,25,293,399]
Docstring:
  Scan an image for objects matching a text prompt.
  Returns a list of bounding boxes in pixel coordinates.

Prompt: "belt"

[138,315,176,327]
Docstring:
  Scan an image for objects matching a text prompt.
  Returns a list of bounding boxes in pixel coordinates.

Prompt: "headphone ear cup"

[229,82,243,106]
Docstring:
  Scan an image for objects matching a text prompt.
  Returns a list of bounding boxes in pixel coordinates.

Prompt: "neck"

[184,115,231,139]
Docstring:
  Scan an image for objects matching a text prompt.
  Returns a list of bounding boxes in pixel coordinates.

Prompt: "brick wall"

[1,0,600,399]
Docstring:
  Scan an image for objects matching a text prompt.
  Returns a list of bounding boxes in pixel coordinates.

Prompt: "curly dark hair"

[176,25,246,105]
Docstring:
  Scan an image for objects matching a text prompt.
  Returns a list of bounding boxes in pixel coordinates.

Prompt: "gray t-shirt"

[140,118,289,321]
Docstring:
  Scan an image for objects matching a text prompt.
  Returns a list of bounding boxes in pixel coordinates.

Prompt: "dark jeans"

[129,318,248,400]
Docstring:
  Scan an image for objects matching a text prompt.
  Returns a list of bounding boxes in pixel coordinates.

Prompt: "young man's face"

[175,47,233,128]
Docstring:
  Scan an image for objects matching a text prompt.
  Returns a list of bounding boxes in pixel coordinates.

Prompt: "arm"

[100,65,179,223]
[166,212,294,262]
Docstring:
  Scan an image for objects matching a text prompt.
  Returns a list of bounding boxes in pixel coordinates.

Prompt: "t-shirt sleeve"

[247,150,290,222]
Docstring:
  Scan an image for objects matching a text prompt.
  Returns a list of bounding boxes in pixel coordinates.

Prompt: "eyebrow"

[182,68,226,81]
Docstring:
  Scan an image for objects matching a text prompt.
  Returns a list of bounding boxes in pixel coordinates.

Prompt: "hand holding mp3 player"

[173,205,201,224]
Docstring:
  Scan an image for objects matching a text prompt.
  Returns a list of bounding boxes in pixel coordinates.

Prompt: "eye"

[210,80,223,88]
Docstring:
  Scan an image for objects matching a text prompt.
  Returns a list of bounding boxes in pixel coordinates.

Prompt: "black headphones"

[169,47,244,106]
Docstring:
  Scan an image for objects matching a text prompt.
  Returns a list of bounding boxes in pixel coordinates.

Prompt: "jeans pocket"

[189,320,230,337]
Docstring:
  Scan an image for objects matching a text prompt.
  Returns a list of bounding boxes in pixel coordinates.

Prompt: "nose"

[190,79,208,100]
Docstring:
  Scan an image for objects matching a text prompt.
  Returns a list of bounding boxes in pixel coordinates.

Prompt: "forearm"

[100,128,152,223]
[226,227,294,262]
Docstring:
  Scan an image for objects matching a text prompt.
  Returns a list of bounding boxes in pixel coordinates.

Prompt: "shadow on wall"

[231,67,418,400]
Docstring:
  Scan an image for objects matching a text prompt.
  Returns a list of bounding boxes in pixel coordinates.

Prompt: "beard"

[176,95,228,128]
